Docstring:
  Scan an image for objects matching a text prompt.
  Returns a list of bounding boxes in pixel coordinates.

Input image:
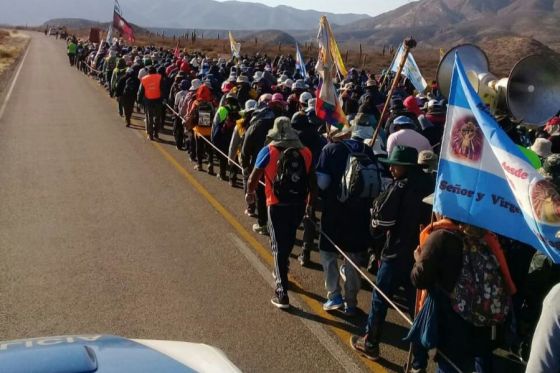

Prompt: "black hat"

[379,145,419,166]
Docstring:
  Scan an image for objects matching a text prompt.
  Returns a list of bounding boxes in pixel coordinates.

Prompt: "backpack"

[272,147,309,204]
[338,141,382,204]
[196,102,214,127]
[451,235,510,327]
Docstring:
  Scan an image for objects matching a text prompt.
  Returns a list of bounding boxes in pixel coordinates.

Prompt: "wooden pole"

[371,38,416,146]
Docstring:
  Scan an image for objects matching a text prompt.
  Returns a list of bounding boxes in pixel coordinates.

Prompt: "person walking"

[246,117,316,309]
[316,116,383,315]
[350,146,433,366]
[138,66,164,140]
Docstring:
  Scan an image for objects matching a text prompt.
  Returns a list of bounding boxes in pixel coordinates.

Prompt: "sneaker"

[271,295,290,309]
[340,265,346,282]
[207,166,215,176]
[252,223,269,236]
[244,208,257,218]
[298,250,310,266]
[194,164,203,172]
[217,174,229,182]
[350,335,379,361]
[323,295,344,311]
[343,305,358,316]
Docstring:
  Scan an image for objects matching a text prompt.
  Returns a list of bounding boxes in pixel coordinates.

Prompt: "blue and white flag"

[295,43,307,78]
[435,54,560,264]
[390,43,427,92]
[105,24,113,45]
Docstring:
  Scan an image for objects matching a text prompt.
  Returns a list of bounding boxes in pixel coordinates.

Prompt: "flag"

[389,42,427,92]
[229,31,241,58]
[174,42,180,59]
[89,27,100,44]
[105,24,113,45]
[319,16,347,77]
[113,2,135,43]
[434,54,560,264]
[295,43,307,78]
[114,0,121,15]
[315,16,347,129]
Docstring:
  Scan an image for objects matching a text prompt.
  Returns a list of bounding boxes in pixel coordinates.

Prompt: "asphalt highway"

[0,32,527,373]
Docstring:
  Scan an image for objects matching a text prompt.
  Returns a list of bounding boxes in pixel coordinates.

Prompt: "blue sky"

[215,0,415,16]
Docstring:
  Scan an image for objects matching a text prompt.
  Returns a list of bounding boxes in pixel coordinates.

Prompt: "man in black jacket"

[351,146,433,368]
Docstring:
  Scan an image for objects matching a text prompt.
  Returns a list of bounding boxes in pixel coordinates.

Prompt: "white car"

[0,335,242,373]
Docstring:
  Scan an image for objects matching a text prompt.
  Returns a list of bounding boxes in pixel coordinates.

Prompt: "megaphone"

[436,44,560,125]
[436,44,490,99]
[507,54,560,125]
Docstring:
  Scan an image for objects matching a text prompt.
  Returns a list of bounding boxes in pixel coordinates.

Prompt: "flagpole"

[371,37,417,146]
[380,45,400,91]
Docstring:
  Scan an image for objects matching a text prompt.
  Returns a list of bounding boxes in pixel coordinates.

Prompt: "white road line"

[0,41,31,121]
[229,234,365,373]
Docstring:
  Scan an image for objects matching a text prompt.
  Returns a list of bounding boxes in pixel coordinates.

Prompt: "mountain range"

[15,0,560,54]
[333,0,560,50]
[0,0,370,30]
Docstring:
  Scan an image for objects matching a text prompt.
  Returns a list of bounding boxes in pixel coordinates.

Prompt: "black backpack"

[338,141,382,204]
[273,147,309,204]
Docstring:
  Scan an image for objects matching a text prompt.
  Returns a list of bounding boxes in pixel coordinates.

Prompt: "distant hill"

[240,30,296,45]
[44,18,149,36]
[5,0,370,30]
[335,0,560,51]
[43,18,103,29]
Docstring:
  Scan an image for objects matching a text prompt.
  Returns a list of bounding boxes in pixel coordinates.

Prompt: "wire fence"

[164,102,463,372]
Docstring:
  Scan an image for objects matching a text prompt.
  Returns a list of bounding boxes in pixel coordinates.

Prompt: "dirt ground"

[0,29,30,93]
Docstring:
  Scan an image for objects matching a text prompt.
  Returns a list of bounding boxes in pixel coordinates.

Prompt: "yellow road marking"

[88,76,385,372]
[150,141,385,373]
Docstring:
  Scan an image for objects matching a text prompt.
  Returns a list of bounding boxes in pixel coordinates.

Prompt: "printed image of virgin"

[530,179,560,225]
[450,116,484,162]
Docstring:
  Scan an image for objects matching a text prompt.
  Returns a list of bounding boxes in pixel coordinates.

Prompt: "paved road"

[0,33,527,373]
[0,32,380,373]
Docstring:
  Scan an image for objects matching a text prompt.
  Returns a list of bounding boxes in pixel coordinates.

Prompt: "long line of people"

[64,34,560,372]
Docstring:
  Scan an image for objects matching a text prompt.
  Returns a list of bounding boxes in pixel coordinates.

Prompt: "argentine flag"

[434,54,560,264]
[390,43,428,93]
[295,43,307,78]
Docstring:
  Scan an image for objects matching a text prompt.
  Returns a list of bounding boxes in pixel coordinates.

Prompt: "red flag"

[113,11,135,43]
[174,42,180,59]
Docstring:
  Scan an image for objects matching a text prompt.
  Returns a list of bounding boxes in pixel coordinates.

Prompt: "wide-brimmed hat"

[349,113,374,140]
[393,115,415,128]
[267,116,303,148]
[236,75,249,84]
[540,154,560,186]
[270,92,287,106]
[293,79,307,91]
[240,99,258,116]
[379,146,420,166]
[531,138,553,158]
[253,71,263,81]
[189,78,202,91]
[418,150,439,171]
[305,98,316,113]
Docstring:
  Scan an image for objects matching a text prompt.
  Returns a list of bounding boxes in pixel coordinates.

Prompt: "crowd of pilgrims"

[62,34,560,373]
